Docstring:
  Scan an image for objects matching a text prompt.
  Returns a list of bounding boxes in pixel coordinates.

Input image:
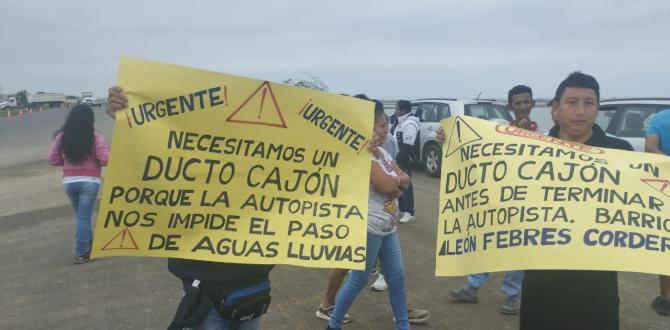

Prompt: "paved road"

[0,108,668,329]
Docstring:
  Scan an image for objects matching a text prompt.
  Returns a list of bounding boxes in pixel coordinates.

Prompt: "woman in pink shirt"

[48,105,109,264]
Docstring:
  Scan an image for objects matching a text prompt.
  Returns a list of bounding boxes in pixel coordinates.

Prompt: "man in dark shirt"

[520,72,633,330]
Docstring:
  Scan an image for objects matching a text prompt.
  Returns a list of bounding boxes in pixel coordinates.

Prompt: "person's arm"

[389,162,410,191]
[645,135,665,155]
[436,126,446,145]
[95,133,110,166]
[48,134,64,166]
[370,161,402,198]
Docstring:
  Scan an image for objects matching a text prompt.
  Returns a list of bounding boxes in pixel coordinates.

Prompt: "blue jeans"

[398,166,414,215]
[329,232,408,330]
[468,271,525,297]
[63,181,100,257]
[195,309,261,330]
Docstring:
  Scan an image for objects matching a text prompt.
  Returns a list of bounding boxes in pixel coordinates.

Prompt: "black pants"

[398,165,414,215]
[520,270,619,330]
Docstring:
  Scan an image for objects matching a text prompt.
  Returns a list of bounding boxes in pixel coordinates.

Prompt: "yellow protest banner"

[90,58,373,270]
[436,116,670,276]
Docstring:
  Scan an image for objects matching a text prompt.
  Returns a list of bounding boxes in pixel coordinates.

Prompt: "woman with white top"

[327,102,411,330]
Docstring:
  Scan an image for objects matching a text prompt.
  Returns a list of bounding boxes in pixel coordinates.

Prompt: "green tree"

[15,90,28,107]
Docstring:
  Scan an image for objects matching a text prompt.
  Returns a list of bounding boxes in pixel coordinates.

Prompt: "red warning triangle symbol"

[101,227,139,250]
[641,179,670,198]
[226,81,287,128]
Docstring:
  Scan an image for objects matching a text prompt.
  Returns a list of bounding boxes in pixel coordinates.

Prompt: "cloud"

[0,0,668,99]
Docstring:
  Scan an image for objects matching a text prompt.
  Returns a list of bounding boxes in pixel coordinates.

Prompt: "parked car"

[82,97,105,106]
[410,98,513,177]
[596,98,670,151]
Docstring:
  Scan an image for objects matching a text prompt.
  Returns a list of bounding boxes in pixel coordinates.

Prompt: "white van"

[82,97,105,106]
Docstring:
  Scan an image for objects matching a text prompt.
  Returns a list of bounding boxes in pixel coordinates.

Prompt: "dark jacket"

[167,259,274,329]
[169,258,274,286]
[520,124,633,330]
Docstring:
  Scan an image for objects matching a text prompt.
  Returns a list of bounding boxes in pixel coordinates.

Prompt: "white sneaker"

[371,274,388,291]
[399,212,415,224]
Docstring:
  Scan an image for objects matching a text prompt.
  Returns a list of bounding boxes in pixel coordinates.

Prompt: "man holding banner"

[520,72,633,330]
[99,58,375,330]
[106,87,274,330]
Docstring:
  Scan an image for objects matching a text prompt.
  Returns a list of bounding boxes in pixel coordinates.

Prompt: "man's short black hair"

[396,100,411,113]
[507,85,533,105]
[354,93,369,100]
[553,71,600,103]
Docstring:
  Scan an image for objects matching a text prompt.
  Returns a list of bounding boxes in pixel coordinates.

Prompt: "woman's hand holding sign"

[105,86,128,120]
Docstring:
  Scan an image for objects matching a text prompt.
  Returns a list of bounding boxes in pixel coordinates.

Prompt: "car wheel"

[423,143,442,177]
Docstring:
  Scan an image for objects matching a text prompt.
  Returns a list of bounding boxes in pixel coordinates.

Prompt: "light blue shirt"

[645,109,670,155]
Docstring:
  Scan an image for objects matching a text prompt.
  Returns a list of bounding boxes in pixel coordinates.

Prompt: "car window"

[437,104,451,119]
[595,106,618,133]
[466,105,487,120]
[417,103,438,122]
[615,106,657,138]
[486,104,512,121]
[464,104,512,122]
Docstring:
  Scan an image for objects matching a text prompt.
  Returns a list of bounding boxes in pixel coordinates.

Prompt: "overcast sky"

[1,0,668,100]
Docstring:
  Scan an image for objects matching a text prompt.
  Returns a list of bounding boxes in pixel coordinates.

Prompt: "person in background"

[48,104,109,264]
[317,98,430,326]
[392,100,419,224]
[315,94,375,325]
[367,101,431,324]
[327,100,410,330]
[448,84,534,315]
[645,108,670,316]
[448,271,524,315]
[370,104,397,292]
[507,85,538,131]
